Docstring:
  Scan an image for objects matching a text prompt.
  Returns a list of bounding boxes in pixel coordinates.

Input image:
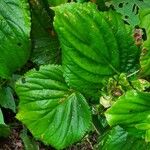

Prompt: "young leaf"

[53,3,139,97]
[30,0,60,65]
[98,126,150,150]
[0,109,10,138]
[105,90,150,141]
[16,65,91,149]
[0,0,31,78]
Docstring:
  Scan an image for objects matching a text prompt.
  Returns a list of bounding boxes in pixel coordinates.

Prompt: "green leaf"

[53,3,139,97]
[20,128,39,150]
[0,87,16,113]
[139,8,150,76]
[110,0,150,26]
[0,108,10,138]
[98,126,150,150]
[30,0,60,65]
[140,50,150,77]
[140,8,150,49]
[48,0,68,6]
[76,0,89,3]
[105,90,150,141]
[16,65,91,149]
[95,0,107,11]
[0,0,31,78]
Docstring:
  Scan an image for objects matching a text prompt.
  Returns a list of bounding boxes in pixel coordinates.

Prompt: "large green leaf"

[105,90,150,141]
[98,126,150,150]
[0,0,31,78]
[53,2,139,96]
[16,65,91,149]
[0,108,10,138]
[30,0,60,65]
[139,8,150,76]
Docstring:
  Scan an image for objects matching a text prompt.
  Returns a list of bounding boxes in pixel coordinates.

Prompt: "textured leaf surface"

[0,0,31,78]
[30,0,60,65]
[16,65,91,149]
[0,109,10,137]
[140,8,150,76]
[53,3,139,96]
[140,8,150,49]
[105,90,150,141]
[98,126,150,150]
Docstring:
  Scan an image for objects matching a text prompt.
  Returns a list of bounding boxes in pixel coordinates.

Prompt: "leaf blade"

[16,65,92,149]
[98,126,150,150]
[0,0,31,78]
[53,2,139,96]
[105,90,150,141]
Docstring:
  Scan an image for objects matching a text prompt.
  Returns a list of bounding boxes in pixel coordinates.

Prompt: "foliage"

[109,0,150,26]
[48,0,68,6]
[30,0,60,65]
[0,0,31,78]
[106,90,150,141]
[16,65,91,149]
[20,128,39,150]
[53,3,139,97]
[97,126,150,150]
[0,109,10,137]
[0,0,149,149]
[0,87,16,112]
[139,8,150,76]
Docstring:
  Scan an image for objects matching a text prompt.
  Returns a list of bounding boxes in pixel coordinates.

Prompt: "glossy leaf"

[103,11,140,73]
[0,109,10,138]
[0,0,31,78]
[30,0,60,65]
[105,90,150,141]
[16,65,91,149]
[98,126,150,150]
[53,3,139,96]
